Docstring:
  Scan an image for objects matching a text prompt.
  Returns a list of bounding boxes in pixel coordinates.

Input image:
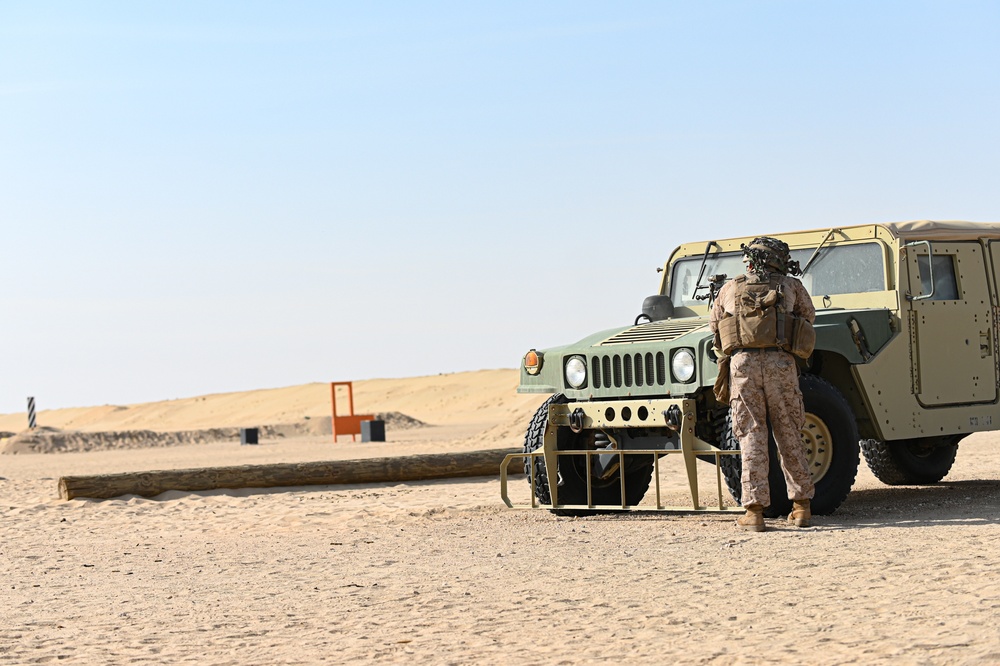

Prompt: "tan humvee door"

[905,240,997,406]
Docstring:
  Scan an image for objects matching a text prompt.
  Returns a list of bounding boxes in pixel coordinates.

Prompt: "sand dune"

[0,369,538,434]
[2,369,999,664]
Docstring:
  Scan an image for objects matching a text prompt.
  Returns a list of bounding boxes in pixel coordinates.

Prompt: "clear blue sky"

[2,2,999,414]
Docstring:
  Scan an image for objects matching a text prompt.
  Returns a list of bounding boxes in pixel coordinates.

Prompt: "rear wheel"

[718,374,860,517]
[860,436,961,485]
[523,394,654,514]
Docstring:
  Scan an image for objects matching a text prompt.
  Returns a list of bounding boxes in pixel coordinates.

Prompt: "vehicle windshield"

[669,242,885,307]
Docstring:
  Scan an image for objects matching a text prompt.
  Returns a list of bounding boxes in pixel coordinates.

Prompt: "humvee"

[506,221,1000,517]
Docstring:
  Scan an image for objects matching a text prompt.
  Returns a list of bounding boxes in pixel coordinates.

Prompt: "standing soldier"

[709,237,817,532]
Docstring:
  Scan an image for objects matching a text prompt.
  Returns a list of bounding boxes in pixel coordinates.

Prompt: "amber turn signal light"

[524,349,542,374]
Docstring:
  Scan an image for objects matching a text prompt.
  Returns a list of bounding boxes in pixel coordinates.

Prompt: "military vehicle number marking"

[970,416,993,427]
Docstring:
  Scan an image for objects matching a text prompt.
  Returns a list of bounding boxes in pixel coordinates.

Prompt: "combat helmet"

[740,236,801,276]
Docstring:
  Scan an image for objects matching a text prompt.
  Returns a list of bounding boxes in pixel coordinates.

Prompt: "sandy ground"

[2,370,1000,664]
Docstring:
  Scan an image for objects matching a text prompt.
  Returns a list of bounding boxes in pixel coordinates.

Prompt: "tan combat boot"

[787,499,811,528]
[737,504,766,532]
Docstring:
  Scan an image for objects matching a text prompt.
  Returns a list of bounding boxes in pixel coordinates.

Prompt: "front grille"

[592,351,667,389]
[600,319,708,345]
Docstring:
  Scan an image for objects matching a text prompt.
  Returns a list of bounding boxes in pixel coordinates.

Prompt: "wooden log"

[58,447,525,500]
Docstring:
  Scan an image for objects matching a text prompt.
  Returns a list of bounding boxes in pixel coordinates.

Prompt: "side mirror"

[639,295,673,323]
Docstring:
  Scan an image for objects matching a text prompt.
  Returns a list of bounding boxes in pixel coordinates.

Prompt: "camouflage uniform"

[710,272,816,508]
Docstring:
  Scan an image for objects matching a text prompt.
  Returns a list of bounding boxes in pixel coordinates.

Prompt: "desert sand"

[2,369,999,664]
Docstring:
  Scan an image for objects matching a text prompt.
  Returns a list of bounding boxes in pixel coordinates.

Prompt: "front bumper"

[500,397,742,512]
[547,397,691,431]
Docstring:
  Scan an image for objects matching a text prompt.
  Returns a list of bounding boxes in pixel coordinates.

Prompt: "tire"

[860,436,961,485]
[717,374,860,517]
[523,394,654,514]
[523,394,560,506]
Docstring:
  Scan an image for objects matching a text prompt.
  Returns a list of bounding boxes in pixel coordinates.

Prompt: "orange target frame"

[330,382,374,442]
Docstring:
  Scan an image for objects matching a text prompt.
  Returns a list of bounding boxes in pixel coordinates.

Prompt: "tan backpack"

[717,275,815,359]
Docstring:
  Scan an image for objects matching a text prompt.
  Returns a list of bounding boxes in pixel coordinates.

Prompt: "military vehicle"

[504,221,1000,517]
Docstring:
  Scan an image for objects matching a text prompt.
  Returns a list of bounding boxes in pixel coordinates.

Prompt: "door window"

[916,255,959,300]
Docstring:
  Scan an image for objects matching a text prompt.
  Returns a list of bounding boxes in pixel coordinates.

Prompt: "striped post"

[27,396,37,430]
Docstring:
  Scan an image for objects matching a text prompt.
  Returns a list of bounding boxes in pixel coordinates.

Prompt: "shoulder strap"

[773,275,786,311]
[733,275,745,319]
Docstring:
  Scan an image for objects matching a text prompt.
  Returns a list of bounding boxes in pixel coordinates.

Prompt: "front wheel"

[523,394,653,514]
[718,374,860,517]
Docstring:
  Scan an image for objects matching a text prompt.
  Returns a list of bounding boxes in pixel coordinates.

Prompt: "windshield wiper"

[690,241,722,300]
[800,228,842,276]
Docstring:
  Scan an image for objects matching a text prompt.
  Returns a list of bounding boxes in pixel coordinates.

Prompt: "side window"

[916,255,960,300]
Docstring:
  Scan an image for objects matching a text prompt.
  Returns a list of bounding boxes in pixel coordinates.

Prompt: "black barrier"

[361,420,385,442]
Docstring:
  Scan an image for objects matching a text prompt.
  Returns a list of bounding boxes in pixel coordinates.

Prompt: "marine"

[709,237,817,532]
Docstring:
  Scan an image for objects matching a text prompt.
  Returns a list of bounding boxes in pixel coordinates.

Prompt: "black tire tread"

[859,439,910,486]
[522,394,563,505]
[522,394,654,514]
[861,437,958,485]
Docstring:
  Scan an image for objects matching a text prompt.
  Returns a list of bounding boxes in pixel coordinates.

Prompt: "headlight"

[671,348,696,383]
[564,356,587,389]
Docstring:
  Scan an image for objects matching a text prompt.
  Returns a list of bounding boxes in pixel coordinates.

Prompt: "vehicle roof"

[670,220,1000,264]
[878,220,1000,241]
[781,221,1000,242]
[711,221,1000,246]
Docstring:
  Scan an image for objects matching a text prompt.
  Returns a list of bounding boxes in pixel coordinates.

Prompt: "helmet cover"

[740,236,801,276]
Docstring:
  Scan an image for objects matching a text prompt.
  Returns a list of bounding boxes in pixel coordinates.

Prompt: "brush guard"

[500,398,743,512]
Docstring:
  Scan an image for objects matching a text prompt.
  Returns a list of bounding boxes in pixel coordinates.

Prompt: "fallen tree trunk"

[59,447,525,500]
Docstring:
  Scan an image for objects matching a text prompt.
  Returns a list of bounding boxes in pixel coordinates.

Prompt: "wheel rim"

[801,412,833,481]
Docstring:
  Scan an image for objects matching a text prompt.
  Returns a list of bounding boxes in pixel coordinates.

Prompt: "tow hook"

[664,405,682,431]
[569,408,586,433]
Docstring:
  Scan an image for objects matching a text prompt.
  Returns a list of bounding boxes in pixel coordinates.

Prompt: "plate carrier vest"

[717,274,815,359]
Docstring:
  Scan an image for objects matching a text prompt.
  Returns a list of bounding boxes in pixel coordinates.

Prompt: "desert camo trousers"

[729,349,816,508]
